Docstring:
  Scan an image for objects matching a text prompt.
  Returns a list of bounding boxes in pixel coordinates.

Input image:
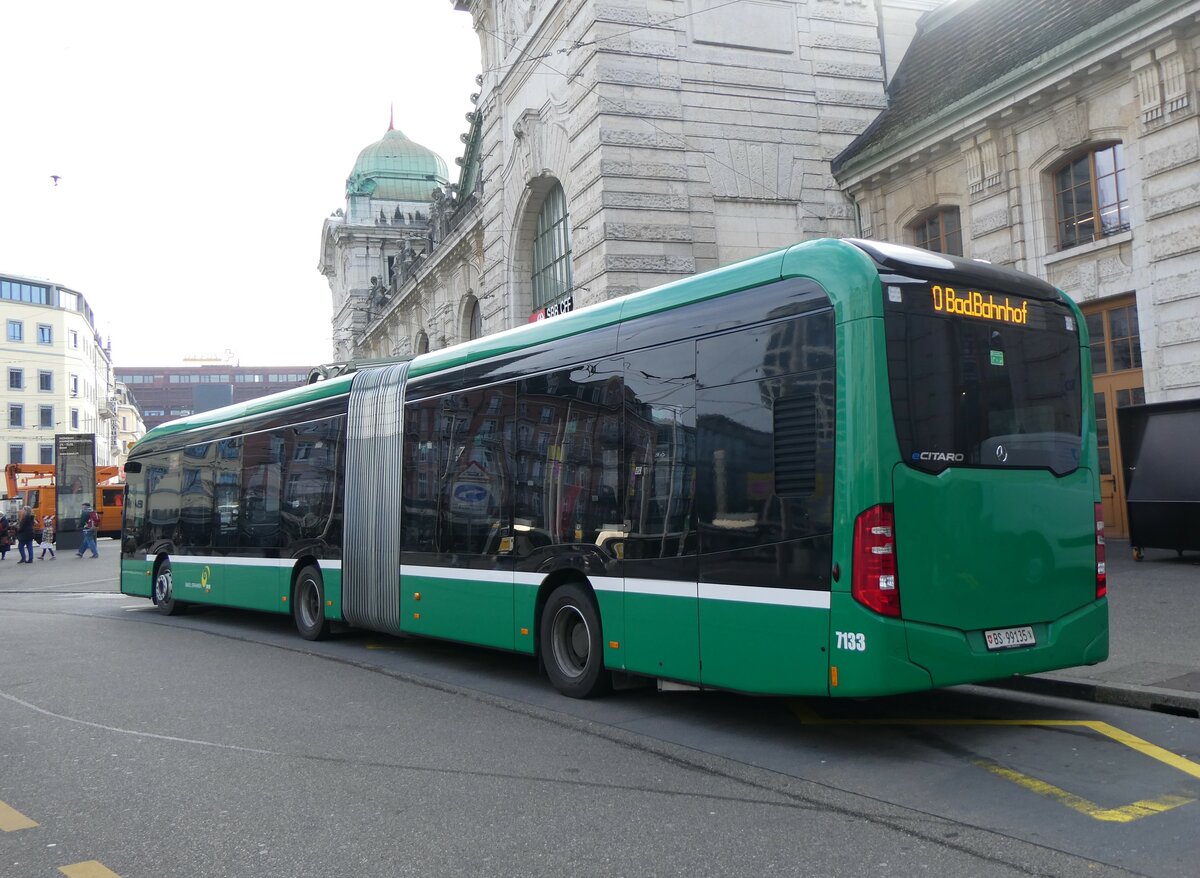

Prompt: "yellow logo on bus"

[933,284,1028,325]
[200,566,211,592]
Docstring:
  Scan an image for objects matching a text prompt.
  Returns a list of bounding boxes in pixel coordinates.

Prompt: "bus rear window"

[883,279,1082,475]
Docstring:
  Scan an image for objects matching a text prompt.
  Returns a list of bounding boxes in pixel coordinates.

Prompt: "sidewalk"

[989,538,1200,717]
[0,538,120,592]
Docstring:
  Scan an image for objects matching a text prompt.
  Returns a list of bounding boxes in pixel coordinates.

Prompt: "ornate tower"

[319,116,450,361]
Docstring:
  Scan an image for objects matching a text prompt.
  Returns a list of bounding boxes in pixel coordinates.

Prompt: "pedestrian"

[15,505,36,563]
[76,502,100,558]
[39,513,56,560]
[0,514,10,560]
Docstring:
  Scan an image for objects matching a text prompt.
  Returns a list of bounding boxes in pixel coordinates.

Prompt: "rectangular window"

[883,278,1082,475]
[8,444,23,465]
[37,324,53,344]
[70,374,79,396]
[1055,144,1130,250]
[7,320,23,342]
[912,208,963,256]
[623,345,696,571]
[39,444,54,465]
[69,330,79,349]
[70,408,79,429]
[39,405,53,429]
[8,368,23,390]
[281,417,345,544]
[696,311,837,591]
[38,370,53,392]
[9,404,23,428]
[1,280,49,304]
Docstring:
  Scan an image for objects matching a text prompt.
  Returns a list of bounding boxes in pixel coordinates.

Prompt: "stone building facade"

[833,0,1200,536]
[324,0,939,365]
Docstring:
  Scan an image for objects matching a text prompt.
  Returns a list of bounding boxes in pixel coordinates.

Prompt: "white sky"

[0,1,481,368]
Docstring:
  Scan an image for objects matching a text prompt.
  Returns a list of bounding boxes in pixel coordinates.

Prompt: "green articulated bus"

[120,238,1108,698]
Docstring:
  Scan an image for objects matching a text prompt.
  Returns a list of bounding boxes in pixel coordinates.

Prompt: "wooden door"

[1083,297,1144,539]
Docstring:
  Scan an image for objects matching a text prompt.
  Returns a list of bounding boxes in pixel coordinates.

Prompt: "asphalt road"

[1,546,1197,877]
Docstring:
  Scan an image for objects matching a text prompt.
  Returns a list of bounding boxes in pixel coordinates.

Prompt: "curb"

[984,675,1200,718]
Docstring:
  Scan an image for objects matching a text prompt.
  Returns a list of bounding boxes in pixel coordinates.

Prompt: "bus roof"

[131,372,356,452]
[131,237,1059,454]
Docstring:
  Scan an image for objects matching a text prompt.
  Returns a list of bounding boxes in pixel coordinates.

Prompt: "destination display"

[932,284,1028,325]
[885,280,1071,333]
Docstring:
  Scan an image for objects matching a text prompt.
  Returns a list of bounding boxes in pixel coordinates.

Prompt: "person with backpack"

[76,502,100,558]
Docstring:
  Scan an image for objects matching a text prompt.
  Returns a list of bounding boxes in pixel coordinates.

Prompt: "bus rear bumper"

[904,599,1110,688]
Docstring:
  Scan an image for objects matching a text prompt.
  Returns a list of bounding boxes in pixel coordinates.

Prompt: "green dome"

[346,128,449,202]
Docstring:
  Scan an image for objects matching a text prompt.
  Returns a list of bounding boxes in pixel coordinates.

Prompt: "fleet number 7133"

[835,631,866,651]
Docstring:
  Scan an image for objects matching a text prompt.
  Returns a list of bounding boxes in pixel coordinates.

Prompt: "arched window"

[910,207,962,256]
[414,331,429,355]
[1053,143,1129,250]
[464,298,482,341]
[531,183,573,309]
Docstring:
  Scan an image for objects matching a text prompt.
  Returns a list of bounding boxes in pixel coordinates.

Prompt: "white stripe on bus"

[143,555,342,570]
[137,557,828,608]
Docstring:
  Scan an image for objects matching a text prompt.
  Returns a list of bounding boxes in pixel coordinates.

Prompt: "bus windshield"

[883,276,1082,475]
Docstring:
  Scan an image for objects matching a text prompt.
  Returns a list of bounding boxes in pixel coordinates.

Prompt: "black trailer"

[1117,398,1200,560]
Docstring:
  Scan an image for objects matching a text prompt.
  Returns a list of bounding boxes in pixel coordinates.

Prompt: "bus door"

[620,344,700,683]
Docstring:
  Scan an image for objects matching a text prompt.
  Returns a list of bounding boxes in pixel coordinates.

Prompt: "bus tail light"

[1095,503,1106,599]
[853,504,900,617]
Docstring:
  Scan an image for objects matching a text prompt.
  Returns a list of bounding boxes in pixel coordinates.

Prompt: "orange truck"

[3,464,124,539]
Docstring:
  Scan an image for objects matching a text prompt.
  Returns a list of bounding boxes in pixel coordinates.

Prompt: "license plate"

[984,625,1036,651]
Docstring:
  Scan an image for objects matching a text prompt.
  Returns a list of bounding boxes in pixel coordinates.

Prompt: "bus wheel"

[540,582,610,699]
[293,565,330,641]
[153,560,182,616]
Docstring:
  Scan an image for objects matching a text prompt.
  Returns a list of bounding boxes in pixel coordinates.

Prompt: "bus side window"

[402,398,441,556]
[281,416,344,545]
[622,343,697,572]
[213,438,242,547]
[696,312,835,589]
[515,359,622,555]
[144,453,181,546]
[434,388,513,556]
[240,433,281,550]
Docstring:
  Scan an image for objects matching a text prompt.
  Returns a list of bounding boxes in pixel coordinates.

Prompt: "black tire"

[153,559,183,616]
[540,581,610,698]
[293,565,330,641]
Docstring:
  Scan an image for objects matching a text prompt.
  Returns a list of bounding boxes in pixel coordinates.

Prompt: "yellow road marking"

[0,799,38,831]
[59,862,122,878]
[976,760,1194,823]
[788,701,1200,822]
[788,704,1200,780]
[1087,721,1200,782]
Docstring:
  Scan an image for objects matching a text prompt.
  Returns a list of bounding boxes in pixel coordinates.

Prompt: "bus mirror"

[124,461,142,474]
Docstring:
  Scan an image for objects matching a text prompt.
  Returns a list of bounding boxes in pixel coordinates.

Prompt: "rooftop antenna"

[389,103,394,131]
